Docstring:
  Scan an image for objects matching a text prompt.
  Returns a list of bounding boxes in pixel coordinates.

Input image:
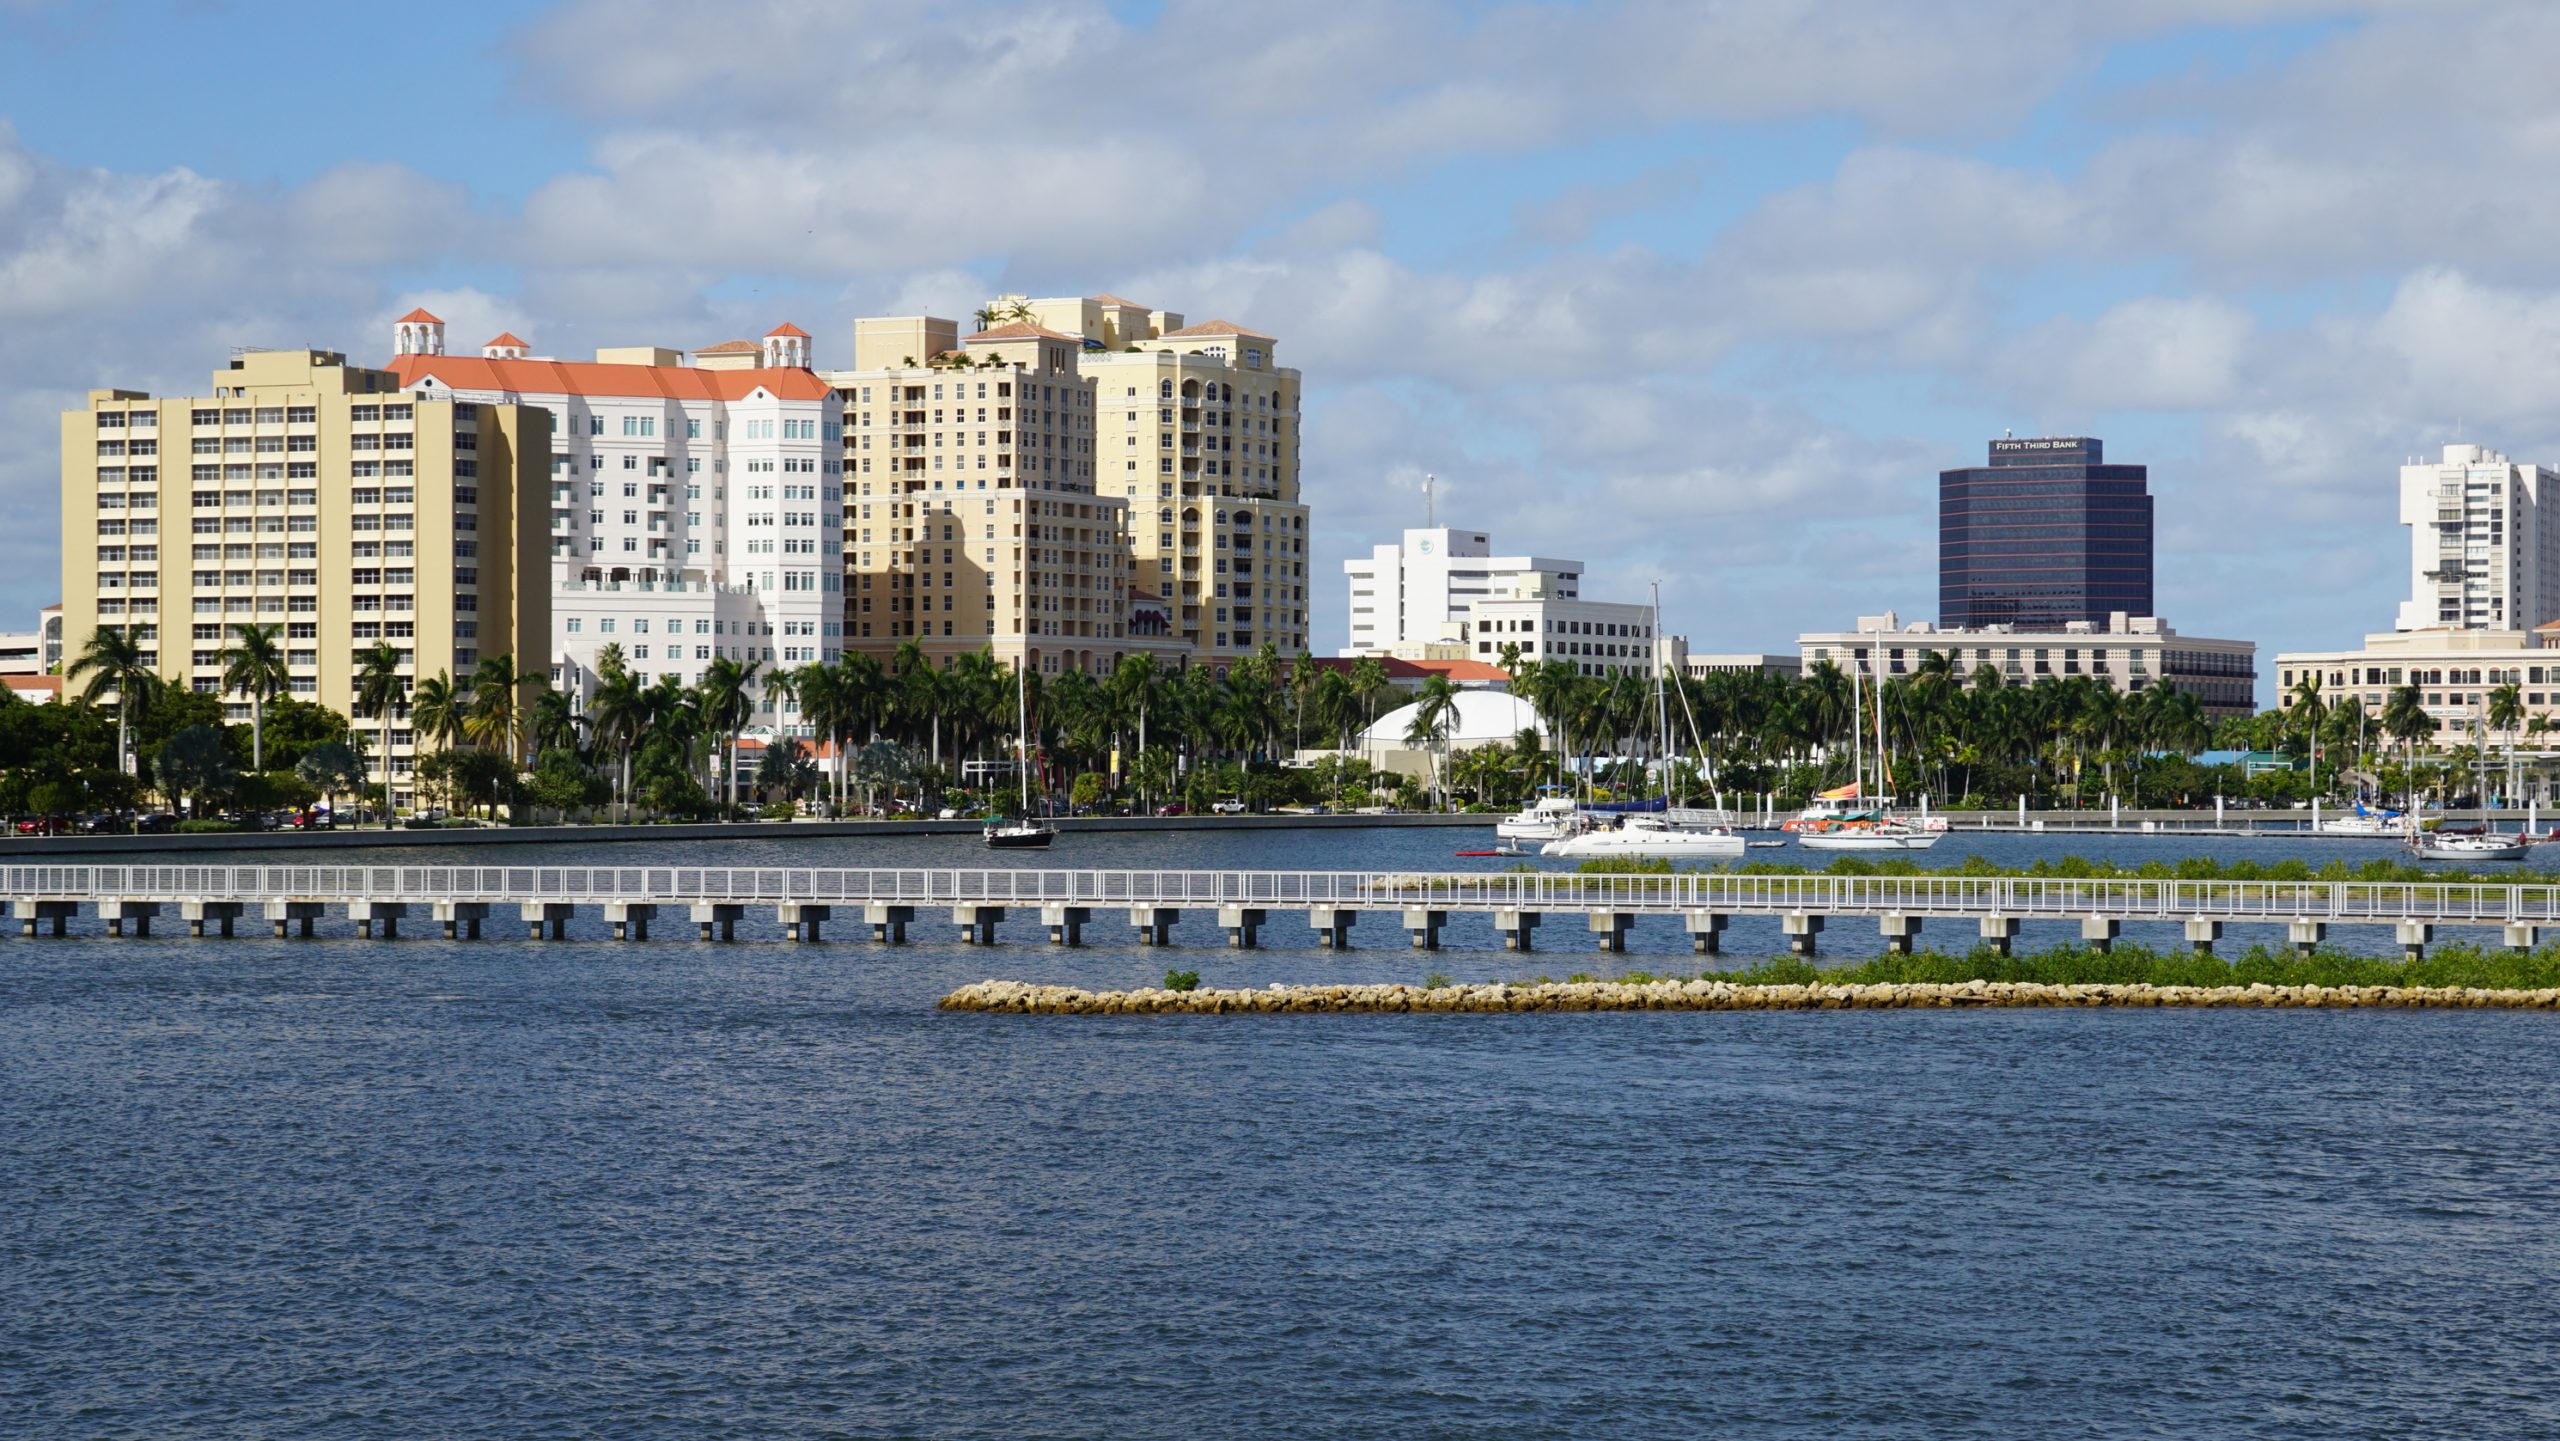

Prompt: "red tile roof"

[1160,319,1274,341]
[483,332,528,348]
[1091,293,1147,308]
[4,675,63,699]
[1304,656,1511,684]
[396,307,443,324]
[694,339,761,355]
[964,321,1079,343]
[765,322,810,338]
[384,353,835,402]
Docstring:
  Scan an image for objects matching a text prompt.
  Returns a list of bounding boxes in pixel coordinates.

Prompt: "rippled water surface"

[8,831,2560,1438]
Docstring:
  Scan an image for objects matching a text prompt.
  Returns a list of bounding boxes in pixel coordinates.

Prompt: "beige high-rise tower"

[984,294,1311,667]
[60,340,549,807]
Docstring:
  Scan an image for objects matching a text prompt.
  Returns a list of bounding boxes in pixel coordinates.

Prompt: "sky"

[5,0,2556,704]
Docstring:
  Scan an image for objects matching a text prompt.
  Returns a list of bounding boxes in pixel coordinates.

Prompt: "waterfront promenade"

[11,861,2560,954]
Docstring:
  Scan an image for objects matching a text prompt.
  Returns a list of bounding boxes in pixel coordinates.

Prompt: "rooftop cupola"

[764,322,810,369]
[481,331,529,360]
[393,307,445,356]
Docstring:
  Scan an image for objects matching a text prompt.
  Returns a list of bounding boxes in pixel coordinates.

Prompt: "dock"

[9,863,2560,957]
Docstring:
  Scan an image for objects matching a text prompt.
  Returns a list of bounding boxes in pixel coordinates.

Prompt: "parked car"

[133,812,178,834]
[1211,797,1246,814]
[1155,803,1187,817]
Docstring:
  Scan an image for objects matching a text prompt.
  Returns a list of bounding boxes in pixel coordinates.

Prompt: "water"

[8,830,2560,1438]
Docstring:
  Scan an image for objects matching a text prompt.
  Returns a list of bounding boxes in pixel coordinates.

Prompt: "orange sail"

[1817,782,1863,801]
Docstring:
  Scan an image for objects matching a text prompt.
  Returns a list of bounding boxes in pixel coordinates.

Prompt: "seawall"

[941,977,2560,1014]
[0,811,1487,857]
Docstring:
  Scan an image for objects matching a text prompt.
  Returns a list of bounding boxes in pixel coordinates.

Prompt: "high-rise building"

[1939,436,2152,630]
[986,294,1311,665]
[1342,526,1585,655]
[2392,443,2560,632]
[60,345,550,805]
[818,320,1175,675]
[382,314,845,729]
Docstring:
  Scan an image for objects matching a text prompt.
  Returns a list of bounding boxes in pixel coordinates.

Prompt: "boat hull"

[1796,832,1943,852]
[983,827,1055,849]
[1542,832,1744,860]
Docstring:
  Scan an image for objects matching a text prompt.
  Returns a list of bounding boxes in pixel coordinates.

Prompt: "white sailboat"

[1794,633,1941,851]
[1497,790,1587,841]
[984,661,1055,849]
[1544,584,1744,861]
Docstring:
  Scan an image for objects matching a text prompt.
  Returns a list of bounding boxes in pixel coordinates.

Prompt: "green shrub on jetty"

[1163,968,1201,992]
[1521,941,2560,992]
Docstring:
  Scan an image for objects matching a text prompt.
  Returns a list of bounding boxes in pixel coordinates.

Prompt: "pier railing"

[9,864,2560,925]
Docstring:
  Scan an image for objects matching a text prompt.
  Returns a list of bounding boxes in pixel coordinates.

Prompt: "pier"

[9,863,2560,956]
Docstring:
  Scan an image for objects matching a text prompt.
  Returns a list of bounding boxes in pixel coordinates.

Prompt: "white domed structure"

[1359,690,1544,750]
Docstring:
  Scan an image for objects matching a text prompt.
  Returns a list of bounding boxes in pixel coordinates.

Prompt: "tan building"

[2276,626,2560,739]
[820,321,1166,675]
[1801,610,2258,719]
[988,294,1311,667]
[61,344,548,805]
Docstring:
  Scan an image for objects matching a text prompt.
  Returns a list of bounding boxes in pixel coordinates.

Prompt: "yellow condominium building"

[988,294,1311,667]
[60,344,549,807]
[821,319,1170,676]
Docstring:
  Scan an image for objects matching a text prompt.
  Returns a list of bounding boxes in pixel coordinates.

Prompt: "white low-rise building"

[2276,626,2560,739]
[1801,610,2258,719]
[1461,572,1661,678]
[1344,524,1582,654]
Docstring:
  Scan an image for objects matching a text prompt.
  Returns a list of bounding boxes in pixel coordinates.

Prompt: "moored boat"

[1543,813,1745,860]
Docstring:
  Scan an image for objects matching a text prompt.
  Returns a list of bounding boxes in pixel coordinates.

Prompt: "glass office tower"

[1939,436,2152,629]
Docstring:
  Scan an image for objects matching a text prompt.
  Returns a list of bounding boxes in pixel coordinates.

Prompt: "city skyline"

[10,2,2560,699]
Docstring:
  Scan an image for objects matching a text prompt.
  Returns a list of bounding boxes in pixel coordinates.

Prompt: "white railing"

[5,865,2560,923]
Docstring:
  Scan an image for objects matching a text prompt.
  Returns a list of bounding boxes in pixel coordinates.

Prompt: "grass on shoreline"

[1505,942,2560,992]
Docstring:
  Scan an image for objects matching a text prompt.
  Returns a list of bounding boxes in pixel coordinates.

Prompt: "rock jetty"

[941,977,2560,1015]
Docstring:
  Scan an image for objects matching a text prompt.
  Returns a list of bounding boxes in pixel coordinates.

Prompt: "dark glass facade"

[1939,437,2153,629]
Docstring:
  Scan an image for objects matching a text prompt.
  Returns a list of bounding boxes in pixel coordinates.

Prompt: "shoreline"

[941,978,2560,1014]
[0,811,1486,856]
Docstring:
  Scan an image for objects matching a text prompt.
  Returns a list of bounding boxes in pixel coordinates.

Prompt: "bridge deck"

[5,864,2560,926]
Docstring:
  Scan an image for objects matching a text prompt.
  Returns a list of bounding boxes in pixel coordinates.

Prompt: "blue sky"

[7,0,2558,703]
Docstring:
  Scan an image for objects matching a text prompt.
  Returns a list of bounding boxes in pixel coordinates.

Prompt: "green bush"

[1422,972,1452,990]
[1163,968,1201,992]
[1506,942,2560,992]
[173,819,247,834]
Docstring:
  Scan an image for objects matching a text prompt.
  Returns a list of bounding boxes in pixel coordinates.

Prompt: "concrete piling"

[1040,905,1088,946]
[692,903,744,943]
[2185,918,2223,956]
[434,901,488,940]
[780,903,831,943]
[606,902,658,941]
[99,899,161,937]
[1495,910,1541,952]
[1127,907,1178,946]
[15,899,75,938]
[1218,906,1264,949]
[2081,916,2119,953]
[2288,919,2326,957]
[347,900,407,939]
[1403,908,1446,951]
[1307,907,1355,949]
[1879,913,1922,955]
[1587,911,1632,953]
[1979,914,2020,957]
[866,903,914,944]
[2398,920,2433,962]
[181,899,242,938]
[1782,912,1823,957]
[1685,911,1727,955]
[522,902,575,941]
[952,904,1006,945]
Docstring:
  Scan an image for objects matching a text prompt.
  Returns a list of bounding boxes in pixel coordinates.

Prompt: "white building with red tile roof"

[386,323,845,734]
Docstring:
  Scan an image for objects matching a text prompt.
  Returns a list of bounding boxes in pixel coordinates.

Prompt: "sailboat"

[984,660,1056,849]
[1795,636,1942,851]
[1544,584,1744,861]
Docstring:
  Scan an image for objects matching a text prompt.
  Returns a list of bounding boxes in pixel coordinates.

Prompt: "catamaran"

[1541,583,1743,861]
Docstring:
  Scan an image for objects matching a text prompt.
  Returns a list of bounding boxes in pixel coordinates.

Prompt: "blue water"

[8,831,2560,1438]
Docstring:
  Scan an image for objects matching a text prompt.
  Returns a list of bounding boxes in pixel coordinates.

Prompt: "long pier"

[9,864,2560,956]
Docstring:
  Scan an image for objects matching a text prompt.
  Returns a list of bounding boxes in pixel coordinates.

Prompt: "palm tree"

[218,622,291,771]
[1405,673,1462,810]
[2381,683,2433,813]
[351,640,407,827]
[464,653,523,762]
[2487,680,2525,808]
[66,625,154,776]
[697,656,763,817]
[531,687,584,757]
[409,671,465,755]
[586,669,646,821]
[2287,673,2328,799]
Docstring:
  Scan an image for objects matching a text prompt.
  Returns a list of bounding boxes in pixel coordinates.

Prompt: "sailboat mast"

[1018,661,1031,813]
[1849,641,1864,794]
[1651,582,1670,807]
[1872,629,1889,798]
